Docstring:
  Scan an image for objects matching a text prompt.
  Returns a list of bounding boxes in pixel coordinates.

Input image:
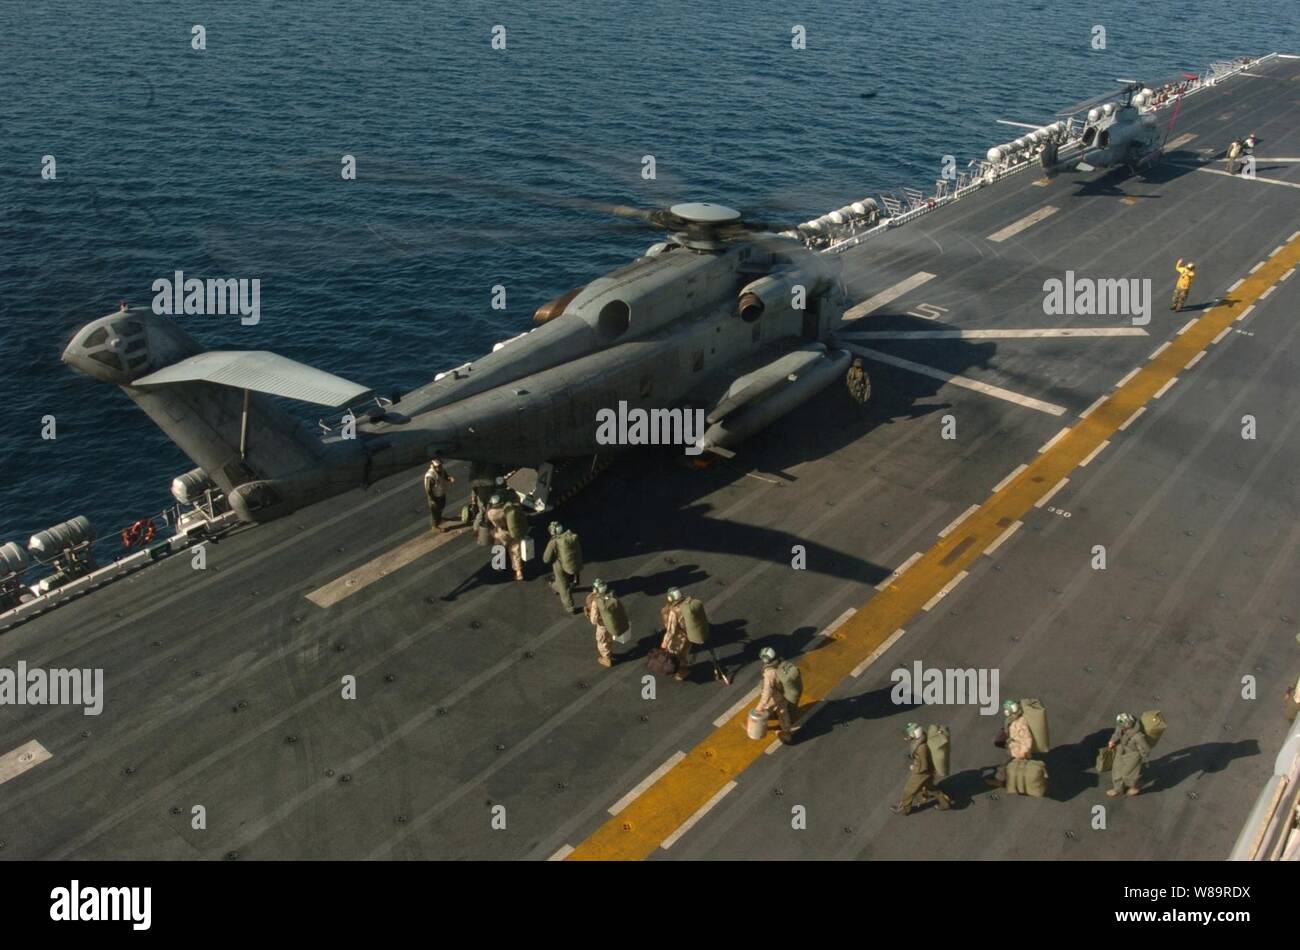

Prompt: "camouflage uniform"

[1108,723,1151,794]
[660,604,691,681]
[756,663,793,742]
[485,503,523,580]
[846,359,870,404]
[993,715,1034,785]
[898,737,951,814]
[1171,260,1195,311]
[542,530,581,613]
[423,461,452,529]
[585,591,613,664]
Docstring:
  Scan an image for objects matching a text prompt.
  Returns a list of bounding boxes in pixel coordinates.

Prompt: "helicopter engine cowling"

[736,270,831,322]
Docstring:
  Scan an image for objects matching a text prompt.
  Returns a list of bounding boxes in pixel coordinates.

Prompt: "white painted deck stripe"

[851,628,907,678]
[0,740,52,786]
[1118,407,1147,431]
[875,552,923,590]
[987,205,1059,242]
[983,520,1024,556]
[1038,427,1071,454]
[938,505,981,538]
[1034,478,1070,509]
[992,464,1028,493]
[1185,351,1206,370]
[1153,377,1178,399]
[922,571,969,612]
[840,327,1148,340]
[661,781,737,849]
[306,526,470,607]
[843,272,937,320]
[610,751,688,815]
[840,344,1066,415]
[1078,440,1110,468]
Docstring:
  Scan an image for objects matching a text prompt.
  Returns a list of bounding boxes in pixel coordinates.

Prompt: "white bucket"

[746,708,768,740]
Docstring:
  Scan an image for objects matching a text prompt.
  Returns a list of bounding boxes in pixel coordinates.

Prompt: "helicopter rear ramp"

[1,54,1299,861]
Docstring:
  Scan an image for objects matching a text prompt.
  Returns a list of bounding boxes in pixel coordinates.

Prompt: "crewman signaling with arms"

[1171,259,1195,312]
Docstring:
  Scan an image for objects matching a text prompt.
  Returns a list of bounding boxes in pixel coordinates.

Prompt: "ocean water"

[0,0,1295,557]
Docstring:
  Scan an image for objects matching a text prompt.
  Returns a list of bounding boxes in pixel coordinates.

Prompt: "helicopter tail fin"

[62,308,370,516]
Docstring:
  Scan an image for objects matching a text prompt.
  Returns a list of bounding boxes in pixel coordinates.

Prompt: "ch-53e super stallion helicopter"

[62,202,859,524]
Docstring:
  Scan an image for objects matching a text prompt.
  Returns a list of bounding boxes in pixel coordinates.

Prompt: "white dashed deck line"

[987,205,1058,242]
[938,505,981,538]
[875,552,923,590]
[1236,304,1257,322]
[992,464,1028,494]
[1149,341,1171,360]
[660,781,737,849]
[818,607,858,639]
[1212,326,1232,345]
[922,571,969,612]
[983,521,1024,556]
[1282,268,1295,281]
[1227,278,1245,292]
[1118,407,1146,431]
[1034,478,1070,509]
[851,628,907,678]
[843,272,936,320]
[549,844,575,861]
[1038,427,1071,454]
[1249,261,1265,274]
[1177,319,1197,336]
[0,740,51,786]
[1078,441,1110,468]
[1153,377,1178,400]
[1259,285,1276,299]
[713,689,761,728]
[1079,395,1107,419]
[610,752,687,815]
[1115,367,1141,388]
[1185,351,1206,370]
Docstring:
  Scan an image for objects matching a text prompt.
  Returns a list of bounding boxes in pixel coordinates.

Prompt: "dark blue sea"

[1,0,1295,557]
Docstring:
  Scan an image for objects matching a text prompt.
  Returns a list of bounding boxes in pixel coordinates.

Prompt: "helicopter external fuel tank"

[695,344,850,453]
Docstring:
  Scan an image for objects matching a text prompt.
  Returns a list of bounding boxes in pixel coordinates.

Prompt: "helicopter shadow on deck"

[1069,150,1208,197]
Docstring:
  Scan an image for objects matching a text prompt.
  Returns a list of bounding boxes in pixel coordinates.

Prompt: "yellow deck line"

[566,235,1300,861]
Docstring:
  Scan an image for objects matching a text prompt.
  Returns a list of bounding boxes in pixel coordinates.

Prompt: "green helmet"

[1116,712,1136,726]
[905,722,923,739]
[666,588,683,603]
[1001,699,1021,717]
[759,647,777,664]
[592,578,607,593]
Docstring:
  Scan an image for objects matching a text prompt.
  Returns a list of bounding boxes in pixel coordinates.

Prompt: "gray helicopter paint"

[63,228,850,522]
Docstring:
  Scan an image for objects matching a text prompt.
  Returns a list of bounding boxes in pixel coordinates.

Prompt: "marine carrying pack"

[556,533,582,574]
[680,597,710,645]
[926,724,951,779]
[1020,698,1050,754]
[777,661,803,707]
[598,594,630,638]
[504,503,528,541]
[1140,710,1167,747]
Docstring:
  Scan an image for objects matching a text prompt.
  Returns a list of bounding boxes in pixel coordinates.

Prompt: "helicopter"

[62,202,861,524]
[1049,81,1167,174]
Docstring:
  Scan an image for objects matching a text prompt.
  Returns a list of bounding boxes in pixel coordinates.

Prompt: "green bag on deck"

[1140,710,1167,747]
[1020,698,1050,754]
[680,597,710,645]
[926,724,951,779]
[1007,758,1048,797]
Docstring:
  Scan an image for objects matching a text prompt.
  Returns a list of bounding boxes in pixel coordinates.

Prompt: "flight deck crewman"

[660,588,694,682]
[423,457,454,531]
[756,647,794,745]
[1226,139,1242,175]
[1107,712,1152,798]
[1171,259,1196,312]
[485,493,525,581]
[584,578,620,668]
[542,521,582,614]
[891,722,952,815]
[987,699,1033,788]
[846,357,870,405]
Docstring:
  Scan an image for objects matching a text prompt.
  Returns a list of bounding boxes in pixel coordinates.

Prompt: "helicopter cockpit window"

[597,299,630,339]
